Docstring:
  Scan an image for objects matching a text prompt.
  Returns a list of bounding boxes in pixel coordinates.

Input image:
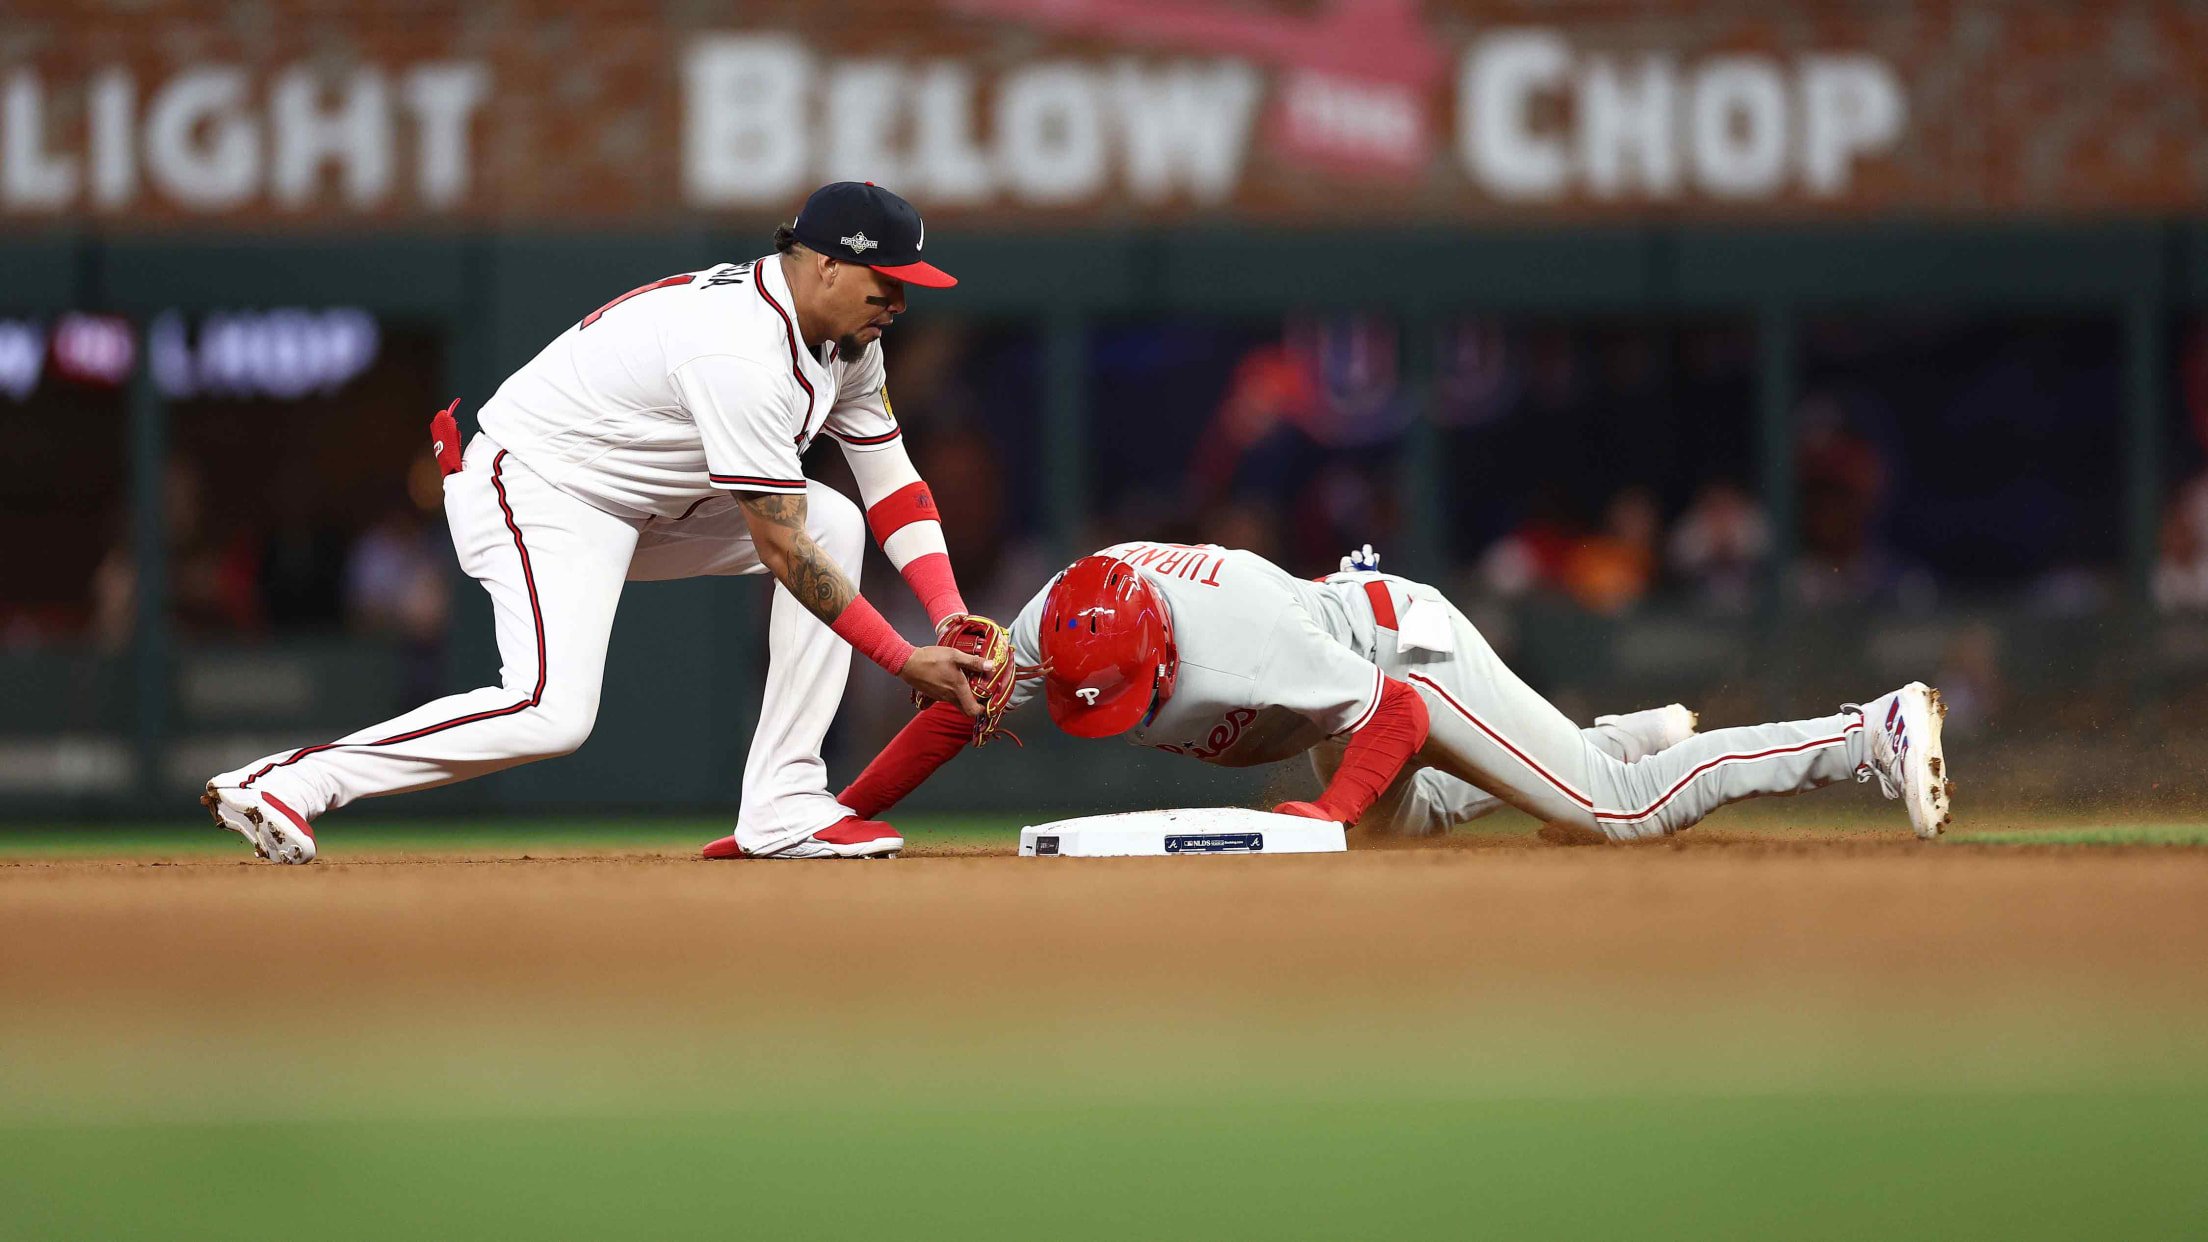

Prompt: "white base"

[1019,808,1346,857]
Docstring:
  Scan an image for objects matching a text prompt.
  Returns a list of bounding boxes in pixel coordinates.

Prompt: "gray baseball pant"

[1322,598,1867,842]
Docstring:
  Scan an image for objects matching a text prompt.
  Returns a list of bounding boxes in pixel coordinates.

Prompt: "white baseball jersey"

[1007,542,1386,767]
[477,252,901,521]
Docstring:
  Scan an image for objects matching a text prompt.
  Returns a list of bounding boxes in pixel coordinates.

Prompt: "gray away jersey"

[1007,542,1385,766]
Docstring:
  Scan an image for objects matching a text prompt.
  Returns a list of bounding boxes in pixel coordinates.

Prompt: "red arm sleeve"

[837,701,974,820]
[899,552,966,631]
[1277,676,1431,826]
[863,480,967,629]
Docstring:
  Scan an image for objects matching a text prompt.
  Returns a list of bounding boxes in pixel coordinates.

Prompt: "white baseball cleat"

[1614,702,1699,751]
[1593,703,1699,759]
[700,816,904,860]
[201,784,319,864]
[1855,682,1952,839]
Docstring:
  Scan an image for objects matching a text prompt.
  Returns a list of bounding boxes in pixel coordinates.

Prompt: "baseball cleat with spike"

[1856,682,1951,839]
[201,784,319,863]
[700,816,904,860]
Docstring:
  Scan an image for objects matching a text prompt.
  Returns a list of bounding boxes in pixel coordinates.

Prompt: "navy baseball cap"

[790,181,956,288]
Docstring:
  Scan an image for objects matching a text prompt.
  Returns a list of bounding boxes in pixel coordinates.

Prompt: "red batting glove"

[430,399,464,476]
[1274,801,1338,822]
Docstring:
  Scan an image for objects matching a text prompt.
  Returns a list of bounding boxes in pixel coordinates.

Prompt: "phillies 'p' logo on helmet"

[1038,555,1179,738]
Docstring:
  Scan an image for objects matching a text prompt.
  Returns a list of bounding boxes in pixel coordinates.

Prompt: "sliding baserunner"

[205,182,996,863]
[796,542,1950,845]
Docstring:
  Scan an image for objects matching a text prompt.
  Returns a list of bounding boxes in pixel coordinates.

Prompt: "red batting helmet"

[1039,554,1179,738]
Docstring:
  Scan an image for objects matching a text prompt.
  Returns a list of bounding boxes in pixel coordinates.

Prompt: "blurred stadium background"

[8,7,2208,1242]
[8,0,2208,824]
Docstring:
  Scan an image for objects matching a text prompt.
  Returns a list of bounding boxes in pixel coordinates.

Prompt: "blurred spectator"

[1430,319,1517,429]
[1935,622,2004,738]
[1477,483,1577,601]
[1183,317,1415,570]
[1189,337,1319,505]
[1477,485,1657,615]
[1788,399,1936,612]
[1293,316,1416,449]
[1666,481,1771,614]
[91,458,262,647]
[344,520,448,643]
[345,463,451,705]
[2153,475,2208,613]
[1557,487,1658,616]
[913,419,1008,592]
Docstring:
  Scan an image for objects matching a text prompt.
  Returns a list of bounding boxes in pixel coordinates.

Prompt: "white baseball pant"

[1321,594,1867,842]
[219,434,862,854]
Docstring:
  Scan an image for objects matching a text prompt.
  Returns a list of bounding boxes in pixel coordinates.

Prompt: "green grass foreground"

[3,1090,2202,1240]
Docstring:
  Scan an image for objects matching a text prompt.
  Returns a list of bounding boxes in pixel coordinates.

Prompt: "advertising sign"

[1,1,2200,224]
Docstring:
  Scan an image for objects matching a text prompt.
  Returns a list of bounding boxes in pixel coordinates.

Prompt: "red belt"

[1362,580,1398,630]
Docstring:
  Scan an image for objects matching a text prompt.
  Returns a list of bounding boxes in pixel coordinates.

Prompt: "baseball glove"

[930,613,1021,747]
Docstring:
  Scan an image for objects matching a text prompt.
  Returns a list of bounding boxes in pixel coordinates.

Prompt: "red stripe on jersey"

[710,474,807,490]
[830,426,903,446]
[752,277,818,443]
[579,274,694,329]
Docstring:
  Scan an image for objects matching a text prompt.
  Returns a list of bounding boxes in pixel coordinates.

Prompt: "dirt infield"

[6,832,2205,1070]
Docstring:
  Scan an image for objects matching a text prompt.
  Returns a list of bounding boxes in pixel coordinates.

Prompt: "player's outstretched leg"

[1418,674,1948,841]
[203,443,639,862]
[1396,602,1948,841]
[1321,702,1698,837]
[1577,683,1949,840]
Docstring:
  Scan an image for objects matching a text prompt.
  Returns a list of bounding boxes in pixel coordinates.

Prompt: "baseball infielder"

[203,182,997,863]
[811,542,1951,844]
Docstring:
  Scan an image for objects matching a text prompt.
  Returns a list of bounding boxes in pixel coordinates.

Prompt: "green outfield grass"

[4,1088,2203,1240]
[1948,823,2208,846]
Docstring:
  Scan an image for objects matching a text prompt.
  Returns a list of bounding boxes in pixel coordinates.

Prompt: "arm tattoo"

[738,492,857,625]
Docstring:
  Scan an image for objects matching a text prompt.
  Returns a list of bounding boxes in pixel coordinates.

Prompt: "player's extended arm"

[1277,677,1432,826]
[836,700,974,819]
[841,439,968,632]
[735,491,985,715]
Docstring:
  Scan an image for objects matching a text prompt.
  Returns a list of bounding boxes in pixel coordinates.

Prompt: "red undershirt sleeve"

[1295,677,1431,826]
[836,701,975,820]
